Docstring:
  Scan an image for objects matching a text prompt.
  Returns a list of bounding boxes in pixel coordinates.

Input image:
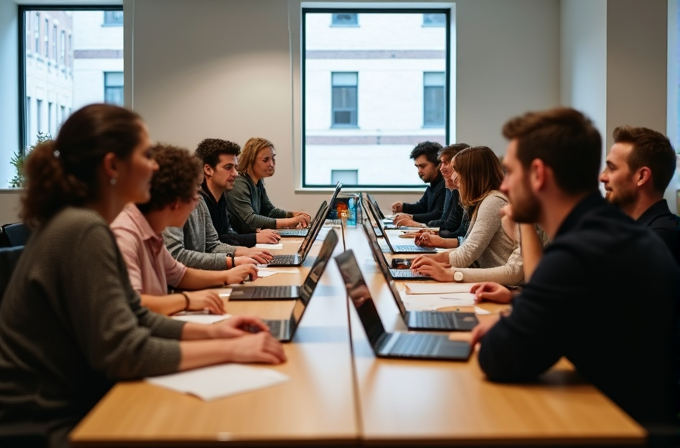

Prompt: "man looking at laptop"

[471,107,679,427]
[600,126,680,263]
[391,141,446,226]
[194,138,280,247]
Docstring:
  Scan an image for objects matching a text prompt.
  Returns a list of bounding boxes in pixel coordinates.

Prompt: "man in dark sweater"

[392,141,446,226]
[472,107,679,428]
[194,138,280,247]
[600,125,680,263]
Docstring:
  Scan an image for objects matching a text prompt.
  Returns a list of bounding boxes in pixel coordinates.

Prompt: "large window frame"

[301,7,452,189]
[18,5,123,156]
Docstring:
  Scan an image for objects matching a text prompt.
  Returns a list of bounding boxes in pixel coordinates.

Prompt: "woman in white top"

[411,146,523,285]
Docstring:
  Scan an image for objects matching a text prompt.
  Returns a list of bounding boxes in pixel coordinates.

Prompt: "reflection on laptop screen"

[335,250,386,346]
[299,229,338,304]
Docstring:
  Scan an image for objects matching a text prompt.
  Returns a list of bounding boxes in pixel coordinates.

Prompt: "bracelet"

[229,254,236,269]
[181,292,190,311]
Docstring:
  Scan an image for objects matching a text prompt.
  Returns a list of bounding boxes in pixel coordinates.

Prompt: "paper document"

[172,314,232,324]
[214,288,233,298]
[258,266,300,275]
[404,282,475,295]
[255,269,278,278]
[474,306,491,315]
[402,293,476,311]
[147,364,289,401]
[256,243,283,250]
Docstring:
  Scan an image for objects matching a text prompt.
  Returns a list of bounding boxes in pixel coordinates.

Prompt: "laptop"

[360,215,431,281]
[363,196,436,254]
[366,193,397,230]
[335,250,471,361]
[277,183,343,238]
[229,229,338,301]
[369,242,479,331]
[267,183,343,267]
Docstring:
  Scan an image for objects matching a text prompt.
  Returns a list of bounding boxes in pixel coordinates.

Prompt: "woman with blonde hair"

[0,105,285,448]
[411,146,523,285]
[226,137,310,233]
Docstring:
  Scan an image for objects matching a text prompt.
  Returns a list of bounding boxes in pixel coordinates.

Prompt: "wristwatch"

[453,271,464,282]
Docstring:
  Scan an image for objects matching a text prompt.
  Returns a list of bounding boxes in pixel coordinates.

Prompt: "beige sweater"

[447,191,523,285]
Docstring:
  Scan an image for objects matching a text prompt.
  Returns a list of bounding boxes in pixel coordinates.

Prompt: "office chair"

[0,245,24,303]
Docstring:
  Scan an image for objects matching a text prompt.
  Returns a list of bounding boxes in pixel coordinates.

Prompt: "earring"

[110,178,117,186]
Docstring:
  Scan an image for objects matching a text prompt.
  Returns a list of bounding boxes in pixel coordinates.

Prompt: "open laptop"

[368,242,479,331]
[363,196,436,254]
[277,182,343,238]
[229,229,338,301]
[334,250,471,361]
[366,193,397,231]
[268,183,342,267]
[361,216,431,281]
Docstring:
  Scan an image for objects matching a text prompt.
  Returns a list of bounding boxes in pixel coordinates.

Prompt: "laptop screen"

[334,250,387,347]
[299,228,338,304]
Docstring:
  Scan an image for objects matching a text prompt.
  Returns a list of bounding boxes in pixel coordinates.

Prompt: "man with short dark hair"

[471,107,679,427]
[600,126,680,263]
[194,138,280,247]
[392,141,446,226]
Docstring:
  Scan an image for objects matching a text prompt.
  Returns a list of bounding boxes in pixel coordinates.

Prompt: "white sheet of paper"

[255,269,278,278]
[172,314,232,324]
[474,306,492,315]
[214,288,233,298]
[256,243,284,250]
[146,364,289,401]
[402,293,476,311]
[404,282,475,295]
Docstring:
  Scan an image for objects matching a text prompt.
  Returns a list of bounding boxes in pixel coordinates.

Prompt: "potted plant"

[9,132,52,188]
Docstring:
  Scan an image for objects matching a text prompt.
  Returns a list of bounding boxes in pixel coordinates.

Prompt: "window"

[423,13,446,27]
[34,13,39,54]
[303,9,450,188]
[423,72,445,127]
[331,72,358,127]
[44,19,49,57]
[19,7,124,156]
[332,13,358,26]
[331,169,359,185]
[104,11,124,26]
[105,72,124,105]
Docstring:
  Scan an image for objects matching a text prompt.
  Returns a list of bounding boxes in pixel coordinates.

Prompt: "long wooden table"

[70,225,645,447]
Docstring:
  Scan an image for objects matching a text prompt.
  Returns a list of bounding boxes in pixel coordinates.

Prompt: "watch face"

[454,271,463,282]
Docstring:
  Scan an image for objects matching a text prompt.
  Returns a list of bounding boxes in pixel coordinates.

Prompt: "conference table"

[69,223,645,447]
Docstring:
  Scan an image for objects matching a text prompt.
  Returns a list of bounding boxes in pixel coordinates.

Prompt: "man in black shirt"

[472,107,679,427]
[600,125,680,263]
[391,141,446,226]
[194,138,280,247]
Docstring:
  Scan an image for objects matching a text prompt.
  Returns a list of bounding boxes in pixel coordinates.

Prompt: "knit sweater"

[0,207,184,447]
[226,175,292,233]
[448,191,523,285]
[163,196,238,270]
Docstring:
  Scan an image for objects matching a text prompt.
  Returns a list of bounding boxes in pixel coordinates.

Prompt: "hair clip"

[53,150,60,158]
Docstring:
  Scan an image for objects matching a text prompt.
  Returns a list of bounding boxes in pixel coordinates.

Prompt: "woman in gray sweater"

[226,137,310,234]
[411,146,523,285]
[0,105,285,448]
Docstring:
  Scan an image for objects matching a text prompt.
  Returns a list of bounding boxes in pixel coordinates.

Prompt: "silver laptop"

[363,196,436,254]
[334,250,471,361]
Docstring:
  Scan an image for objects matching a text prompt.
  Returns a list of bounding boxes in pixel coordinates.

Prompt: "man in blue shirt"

[473,107,679,427]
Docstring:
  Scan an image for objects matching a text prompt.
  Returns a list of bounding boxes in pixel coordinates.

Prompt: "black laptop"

[229,229,338,300]
[334,250,471,361]
[276,183,342,238]
[363,196,436,254]
[360,215,431,281]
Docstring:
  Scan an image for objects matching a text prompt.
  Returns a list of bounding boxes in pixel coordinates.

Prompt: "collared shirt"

[478,192,679,426]
[111,203,187,295]
[637,199,680,264]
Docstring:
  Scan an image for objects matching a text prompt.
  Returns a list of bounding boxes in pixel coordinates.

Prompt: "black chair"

[0,223,30,247]
[0,422,48,448]
[0,245,24,299]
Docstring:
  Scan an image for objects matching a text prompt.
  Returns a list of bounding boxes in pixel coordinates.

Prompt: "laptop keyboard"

[411,312,453,329]
[254,286,291,298]
[263,319,283,335]
[271,254,298,264]
[390,333,440,356]
[392,245,436,253]
[391,269,429,279]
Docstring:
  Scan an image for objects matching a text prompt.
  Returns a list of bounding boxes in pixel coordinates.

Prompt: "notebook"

[229,229,338,301]
[363,195,436,254]
[334,250,471,361]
